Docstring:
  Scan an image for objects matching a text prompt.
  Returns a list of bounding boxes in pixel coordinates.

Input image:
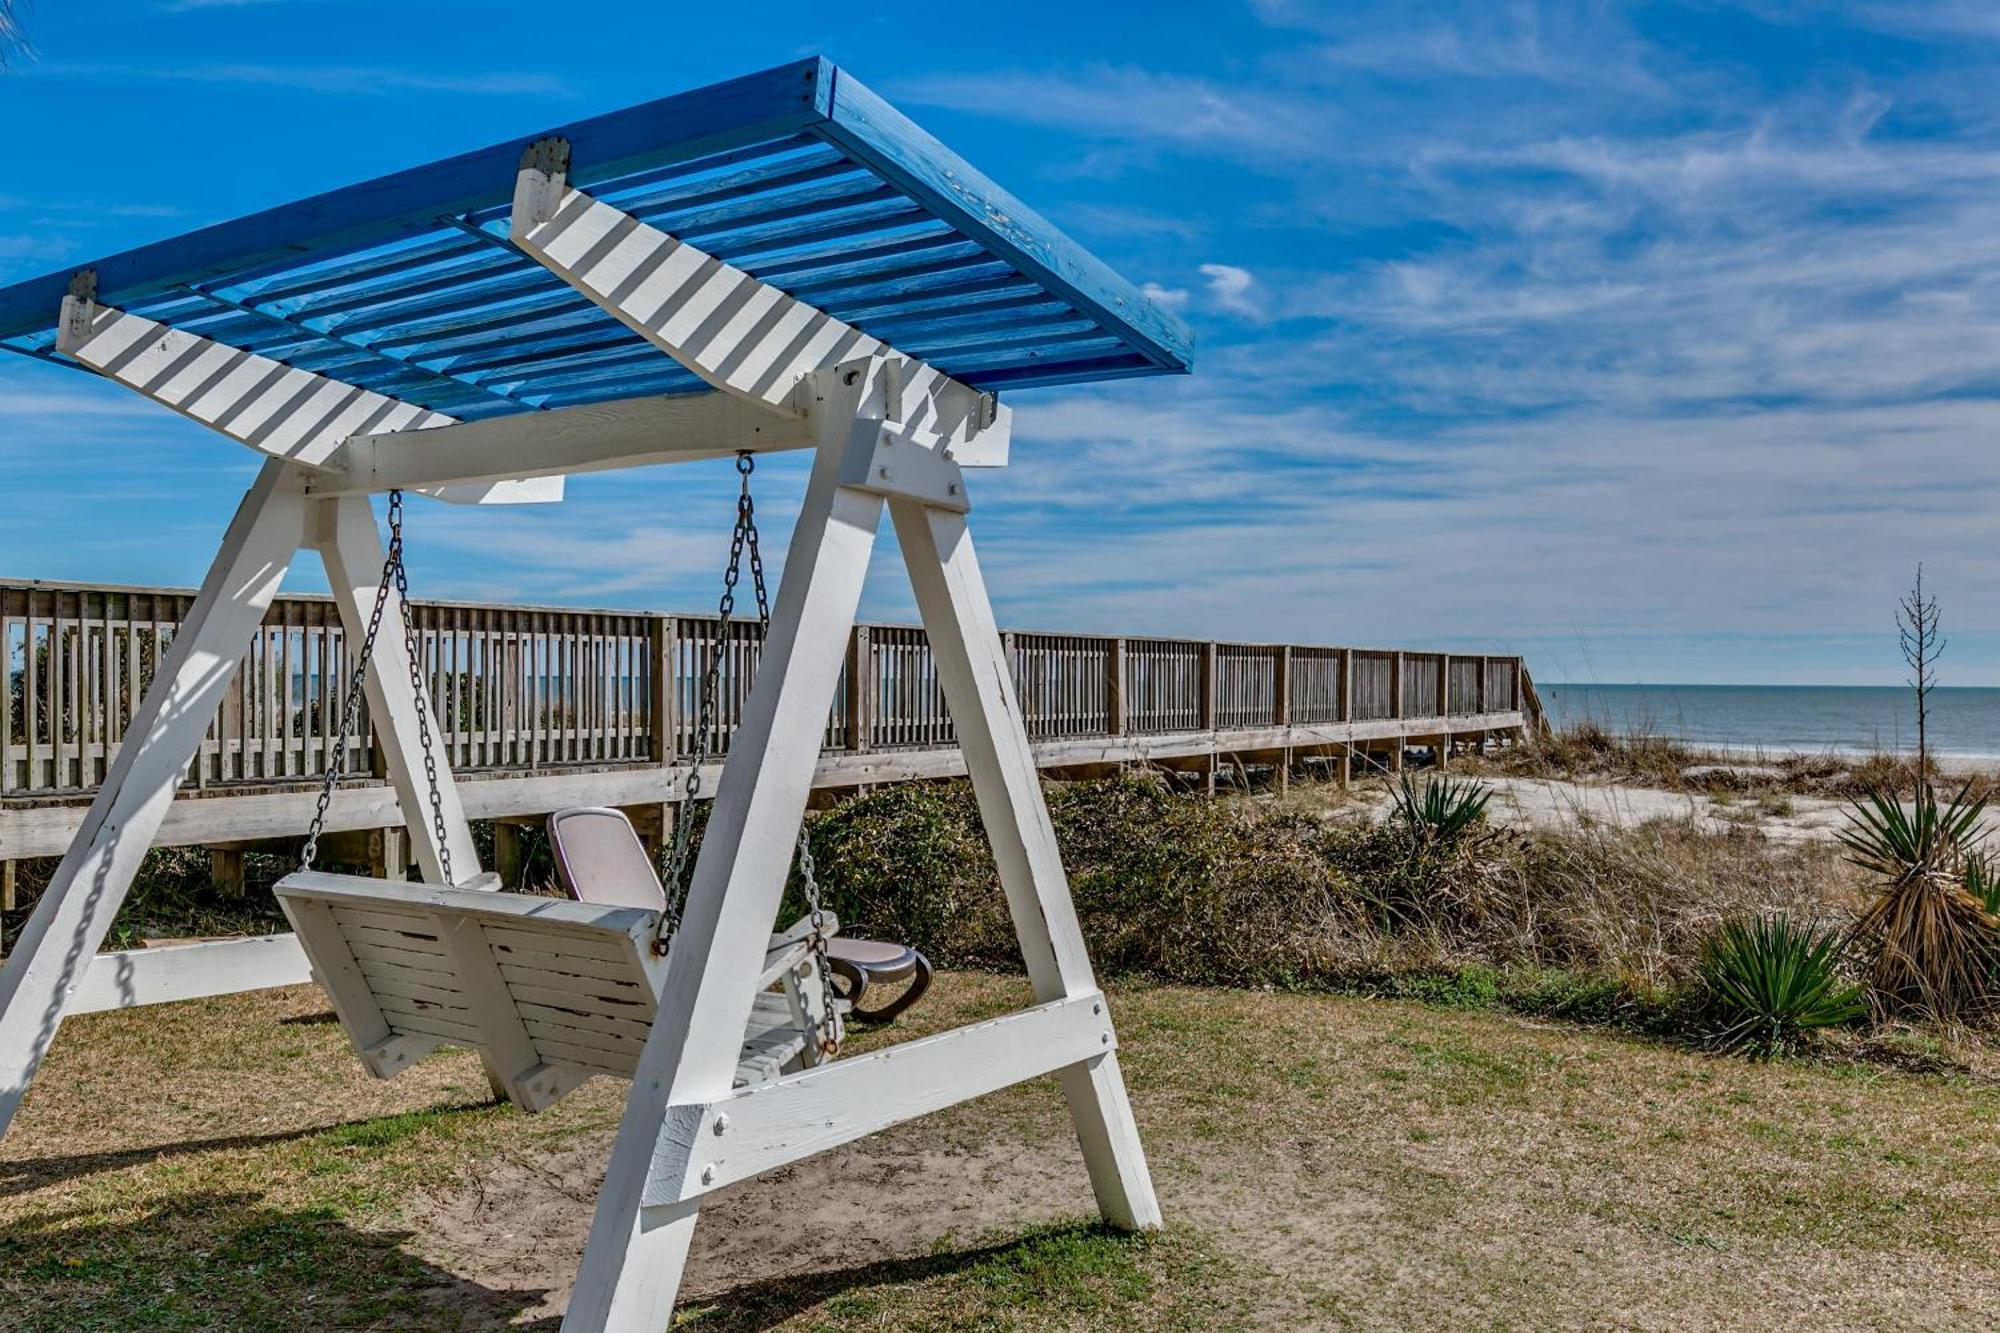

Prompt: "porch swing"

[0,61,1182,1329]
[272,456,855,1109]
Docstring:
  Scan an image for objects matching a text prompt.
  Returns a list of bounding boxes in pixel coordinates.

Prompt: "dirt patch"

[405,1118,1098,1322]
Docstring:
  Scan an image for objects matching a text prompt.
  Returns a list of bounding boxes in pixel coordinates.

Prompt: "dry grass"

[3,975,1999,1329]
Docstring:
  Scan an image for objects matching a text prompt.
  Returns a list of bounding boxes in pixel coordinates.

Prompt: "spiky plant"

[1698,914,1866,1055]
[1838,781,2000,1022]
[1392,773,1493,848]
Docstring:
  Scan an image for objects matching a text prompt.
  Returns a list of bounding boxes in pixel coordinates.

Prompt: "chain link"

[655,453,841,1056]
[297,490,453,885]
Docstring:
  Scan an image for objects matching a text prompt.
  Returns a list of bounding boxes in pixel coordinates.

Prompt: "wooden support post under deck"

[492,821,526,889]
[210,847,245,899]
[0,861,14,913]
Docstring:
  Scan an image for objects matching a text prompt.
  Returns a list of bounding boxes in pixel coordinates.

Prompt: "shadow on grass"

[0,1190,552,1332]
[0,1100,497,1199]
[679,1222,1166,1332]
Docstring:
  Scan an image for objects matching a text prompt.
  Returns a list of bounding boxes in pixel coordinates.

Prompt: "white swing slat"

[274,869,835,1104]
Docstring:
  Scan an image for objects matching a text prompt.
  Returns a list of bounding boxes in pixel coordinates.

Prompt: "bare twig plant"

[1842,568,2000,1022]
[1899,563,1943,785]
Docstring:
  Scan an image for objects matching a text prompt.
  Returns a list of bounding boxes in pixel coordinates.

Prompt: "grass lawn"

[1,972,1996,1330]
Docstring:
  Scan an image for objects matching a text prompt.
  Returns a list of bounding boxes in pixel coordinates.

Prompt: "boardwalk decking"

[1,579,1536,892]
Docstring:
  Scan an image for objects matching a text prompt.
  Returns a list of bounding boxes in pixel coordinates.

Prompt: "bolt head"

[701,1164,716,1185]
[713,1114,730,1136]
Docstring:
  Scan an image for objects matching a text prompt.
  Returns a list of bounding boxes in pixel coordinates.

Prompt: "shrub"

[1390,773,1493,847]
[1697,914,1866,1054]
[1839,783,2000,1022]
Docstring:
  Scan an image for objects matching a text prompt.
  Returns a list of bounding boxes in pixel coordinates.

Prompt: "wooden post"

[0,861,14,914]
[369,827,409,882]
[1390,650,1406,774]
[845,625,873,752]
[650,615,675,765]
[1107,637,1127,737]
[210,846,245,899]
[493,821,526,889]
[1200,642,1217,731]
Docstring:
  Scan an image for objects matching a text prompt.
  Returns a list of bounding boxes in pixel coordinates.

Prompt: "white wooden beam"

[57,934,311,1016]
[56,287,561,504]
[314,389,817,496]
[309,495,483,887]
[889,493,1162,1231]
[643,995,1112,1207]
[0,459,308,1137]
[58,295,451,471]
[565,379,889,1332]
[510,142,1010,466]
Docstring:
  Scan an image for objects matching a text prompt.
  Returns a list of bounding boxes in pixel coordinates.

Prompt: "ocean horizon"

[1541,683,2000,761]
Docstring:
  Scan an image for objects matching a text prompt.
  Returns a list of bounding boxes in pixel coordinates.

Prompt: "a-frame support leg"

[0,459,308,1135]
[565,422,887,1332]
[309,494,481,886]
[890,498,1160,1229]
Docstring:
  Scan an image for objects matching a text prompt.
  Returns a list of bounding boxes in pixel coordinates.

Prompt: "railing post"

[650,614,675,765]
[1338,647,1352,723]
[1107,637,1126,737]
[846,625,873,752]
[1274,645,1291,727]
[1199,642,1217,731]
[1389,650,1405,773]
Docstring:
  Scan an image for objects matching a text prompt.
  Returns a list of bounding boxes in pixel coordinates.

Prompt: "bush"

[1840,783,2000,1022]
[1697,914,1866,1054]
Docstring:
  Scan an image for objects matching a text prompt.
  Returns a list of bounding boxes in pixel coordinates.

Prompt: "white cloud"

[1140,282,1189,311]
[1199,263,1262,320]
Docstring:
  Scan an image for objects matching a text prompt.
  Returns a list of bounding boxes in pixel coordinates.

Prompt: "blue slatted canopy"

[0,59,1193,422]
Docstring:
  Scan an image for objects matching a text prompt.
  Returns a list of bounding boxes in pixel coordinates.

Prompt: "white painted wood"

[644,995,1112,1207]
[56,301,453,470]
[510,175,1007,460]
[311,496,482,887]
[836,419,970,514]
[435,913,587,1112]
[564,404,889,1333]
[58,934,312,1015]
[889,494,1161,1230]
[320,390,816,496]
[0,459,308,1137]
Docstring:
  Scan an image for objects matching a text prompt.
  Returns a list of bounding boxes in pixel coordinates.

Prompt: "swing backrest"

[548,807,666,912]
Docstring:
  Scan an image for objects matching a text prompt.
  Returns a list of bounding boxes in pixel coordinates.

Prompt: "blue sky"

[4,2,2000,686]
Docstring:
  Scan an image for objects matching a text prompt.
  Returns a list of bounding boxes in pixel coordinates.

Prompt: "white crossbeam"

[642,994,1113,1208]
[56,285,562,504]
[313,388,818,495]
[510,140,1011,467]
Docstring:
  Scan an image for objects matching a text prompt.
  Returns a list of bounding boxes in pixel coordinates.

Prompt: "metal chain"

[655,453,841,1056]
[737,461,841,1056]
[298,491,453,883]
[654,454,755,951]
[387,491,455,887]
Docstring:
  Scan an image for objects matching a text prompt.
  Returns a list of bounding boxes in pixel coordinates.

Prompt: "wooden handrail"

[1,578,1531,800]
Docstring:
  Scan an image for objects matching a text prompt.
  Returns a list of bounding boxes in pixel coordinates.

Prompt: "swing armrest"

[757,910,840,991]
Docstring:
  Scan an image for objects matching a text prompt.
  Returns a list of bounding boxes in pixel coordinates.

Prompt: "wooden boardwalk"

[1,578,1537,897]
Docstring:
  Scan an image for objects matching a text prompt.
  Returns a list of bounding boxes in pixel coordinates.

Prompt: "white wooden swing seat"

[275,871,841,1110]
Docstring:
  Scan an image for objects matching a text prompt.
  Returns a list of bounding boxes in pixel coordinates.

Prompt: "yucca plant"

[1838,781,2000,1023]
[1392,773,1493,848]
[1698,914,1866,1054]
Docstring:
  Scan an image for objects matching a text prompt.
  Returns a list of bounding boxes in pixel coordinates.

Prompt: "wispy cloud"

[35,61,573,97]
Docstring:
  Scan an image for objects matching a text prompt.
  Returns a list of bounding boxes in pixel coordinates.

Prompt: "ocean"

[1540,684,2000,761]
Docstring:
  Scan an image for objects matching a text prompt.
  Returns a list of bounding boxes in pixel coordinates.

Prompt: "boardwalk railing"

[2,579,1533,802]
